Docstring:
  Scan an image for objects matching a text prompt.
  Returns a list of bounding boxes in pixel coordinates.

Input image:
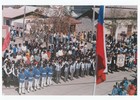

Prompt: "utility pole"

[23,5,26,43]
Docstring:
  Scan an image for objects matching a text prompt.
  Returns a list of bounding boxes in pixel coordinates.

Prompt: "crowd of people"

[106,32,137,73]
[106,32,137,96]
[2,25,137,95]
[2,27,96,95]
[111,77,137,95]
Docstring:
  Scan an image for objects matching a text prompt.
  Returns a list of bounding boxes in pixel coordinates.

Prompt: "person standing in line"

[41,64,47,88]
[3,62,13,88]
[63,60,69,82]
[47,63,53,86]
[86,58,91,76]
[12,65,19,86]
[90,57,95,76]
[55,61,61,84]
[34,65,41,91]
[27,68,34,93]
[70,60,75,80]
[24,65,29,91]
[75,60,81,78]
[81,60,85,77]
[18,69,26,95]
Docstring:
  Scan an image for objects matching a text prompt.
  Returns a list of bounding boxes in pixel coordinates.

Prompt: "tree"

[28,6,72,47]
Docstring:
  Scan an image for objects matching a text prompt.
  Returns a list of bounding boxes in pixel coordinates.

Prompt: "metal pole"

[92,5,96,95]
[23,5,26,42]
[92,5,95,40]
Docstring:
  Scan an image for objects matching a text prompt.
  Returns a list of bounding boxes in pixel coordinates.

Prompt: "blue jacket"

[39,66,43,73]
[18,72,25,83]
[123,80,129,90]
[13,47,17,54]
[34,68,41,79]
[47,67,53,77]
[41,68,47,77]
[117,88,122,95]
[27,72,34,81]
[24,68,29,79]
[112,87,118,95]
[33,66,37,74]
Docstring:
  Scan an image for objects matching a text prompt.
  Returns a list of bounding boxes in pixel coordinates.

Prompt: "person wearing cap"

[27,68,34,93]
[12,64,19,86]
[18,69,26,95]
[86,58,91,76]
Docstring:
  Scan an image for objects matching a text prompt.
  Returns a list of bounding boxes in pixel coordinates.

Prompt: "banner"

[116,54,125,67]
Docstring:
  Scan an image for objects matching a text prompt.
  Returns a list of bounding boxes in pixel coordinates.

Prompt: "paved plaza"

[2,68,136,95]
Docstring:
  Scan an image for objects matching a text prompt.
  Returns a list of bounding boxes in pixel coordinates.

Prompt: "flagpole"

[92,5,96,95]
[93,55,97,95]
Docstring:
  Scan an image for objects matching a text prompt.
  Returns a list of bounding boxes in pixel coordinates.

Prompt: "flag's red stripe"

[96,23,106,84]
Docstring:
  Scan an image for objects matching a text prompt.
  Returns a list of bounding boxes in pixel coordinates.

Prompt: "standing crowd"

[2,27,96,95]
[106,32,137,73]
[2,25,137,95]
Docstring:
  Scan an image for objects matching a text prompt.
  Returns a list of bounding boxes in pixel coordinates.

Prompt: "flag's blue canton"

[98,6,104,25]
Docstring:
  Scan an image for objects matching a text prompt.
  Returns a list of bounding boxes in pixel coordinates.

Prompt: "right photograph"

[2,5,137,95]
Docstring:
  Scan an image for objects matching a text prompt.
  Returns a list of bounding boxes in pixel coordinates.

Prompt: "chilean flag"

[96,6,107,84]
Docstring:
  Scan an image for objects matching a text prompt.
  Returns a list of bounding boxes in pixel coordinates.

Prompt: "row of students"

[18,63,54,95]
[3,56,95,95]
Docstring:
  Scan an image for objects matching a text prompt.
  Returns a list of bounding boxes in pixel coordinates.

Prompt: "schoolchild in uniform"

[47,62,53,86]
[41,64,47,88]
[18,69,26,95]
[27,68,34,93]
[63,60,69,82]
[34,65,41,91]
[24,65,29,90]
[81,60,85,77]
[55,61,61,84]
[70,59,75,80]
[86,58,91,76]
[75,60,80,78]
[3,62,13,88]
[91,57,95,76]
[12,65,19,86]
[84,59,88,76]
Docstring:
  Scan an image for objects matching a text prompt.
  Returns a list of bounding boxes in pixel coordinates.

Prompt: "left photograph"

[2,5,137,95]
